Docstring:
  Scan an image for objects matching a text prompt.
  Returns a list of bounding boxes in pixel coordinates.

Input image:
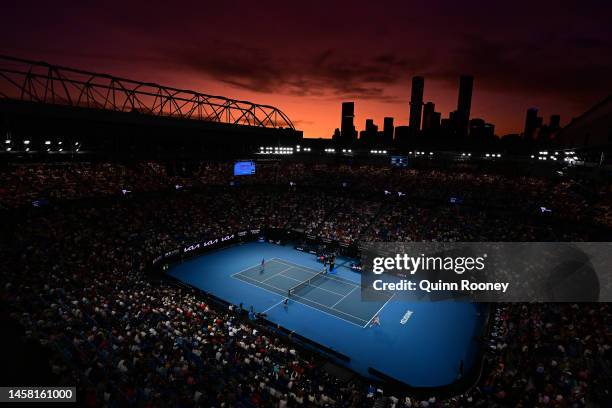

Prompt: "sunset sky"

[2,1,611,138]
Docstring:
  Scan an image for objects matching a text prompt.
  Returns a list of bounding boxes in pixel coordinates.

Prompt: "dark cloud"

[171,43,423,102]
[422,32,612,108]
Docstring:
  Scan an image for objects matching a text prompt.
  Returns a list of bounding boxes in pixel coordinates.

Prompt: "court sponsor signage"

[183,233,237,253]
[400,310,413,324]
[154,230,261,267]
[165,249,180,258]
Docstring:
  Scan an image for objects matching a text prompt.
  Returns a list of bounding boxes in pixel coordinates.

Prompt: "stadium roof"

[0,55,295,130]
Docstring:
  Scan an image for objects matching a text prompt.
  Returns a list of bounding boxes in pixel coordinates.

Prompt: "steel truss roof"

[0,55,295,130]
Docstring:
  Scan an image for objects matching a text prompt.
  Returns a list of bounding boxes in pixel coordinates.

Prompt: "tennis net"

[288,271,325,297]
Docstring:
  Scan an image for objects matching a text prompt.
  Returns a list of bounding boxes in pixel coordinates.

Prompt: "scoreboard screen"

[391,156,409,167]
[234,161,256,176]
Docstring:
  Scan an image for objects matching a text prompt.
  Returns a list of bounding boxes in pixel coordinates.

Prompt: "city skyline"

[2,1,611,138]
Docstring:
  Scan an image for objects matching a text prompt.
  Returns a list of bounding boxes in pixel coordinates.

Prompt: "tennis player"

[370,314,381,327]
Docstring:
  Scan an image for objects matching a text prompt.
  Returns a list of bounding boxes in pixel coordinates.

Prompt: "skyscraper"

[456,75,473,137]
[340,102,356,145]
[359,119,378,145]
[524,107,539,141]
[383,117,394,145]
[409,76,424,133]
[549,114,561,131]
[422,102,435,131]
[431,112,441,129]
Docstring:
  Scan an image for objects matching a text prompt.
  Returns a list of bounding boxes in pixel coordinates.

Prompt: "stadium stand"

[1,160,611,407]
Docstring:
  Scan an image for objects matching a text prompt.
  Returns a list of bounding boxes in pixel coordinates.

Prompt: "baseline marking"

[363,293,396,328]
[262,298,287,314]
[229,257,282,279]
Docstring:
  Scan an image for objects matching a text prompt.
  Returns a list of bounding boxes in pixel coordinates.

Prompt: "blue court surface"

[169,242,485,387]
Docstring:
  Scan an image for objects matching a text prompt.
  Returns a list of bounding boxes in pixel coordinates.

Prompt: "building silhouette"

[409,76,424,133]
[359,119,378,145]
[455,75,473,137]
[340,102,357,145]
[422,102,436,132]
[524,107,540,141]
[549,114,560,131]
[394,125,410,145]
[470,118,495,147]
[383,117,394,146]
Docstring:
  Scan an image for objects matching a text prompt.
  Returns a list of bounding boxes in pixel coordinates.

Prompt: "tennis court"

[168,242,485,387]
[233,258,394,327]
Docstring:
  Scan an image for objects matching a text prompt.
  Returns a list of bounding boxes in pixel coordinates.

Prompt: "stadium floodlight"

[429,152,433,155]
[497,154,501,158]
[59,148,63,152]
[485,153,490,157]
[5,139,10,144]
[45,140,51,145]
[25,147,30,152]
[383,150,387,154]
[58,141,63,145]
[6,147,11,151]
[23,140,30,145]
[530,155,535,158]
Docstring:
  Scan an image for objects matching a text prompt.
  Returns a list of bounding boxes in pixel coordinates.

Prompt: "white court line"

[274,259,360,288]
[230,258,287,283]
[230,261,271,278]
[230,258,388,328]
[331,284,360,308]
[277,272,347,297]
[234,273,367,327]
[262,266,295,283]
[262,298,287,314]
[363,293,396,328]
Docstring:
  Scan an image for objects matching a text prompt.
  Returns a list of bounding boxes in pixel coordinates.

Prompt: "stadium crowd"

[1,160,610,407]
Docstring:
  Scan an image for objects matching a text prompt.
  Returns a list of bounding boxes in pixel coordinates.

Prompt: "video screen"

[233,161,256,176]
[391,156,409,167]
